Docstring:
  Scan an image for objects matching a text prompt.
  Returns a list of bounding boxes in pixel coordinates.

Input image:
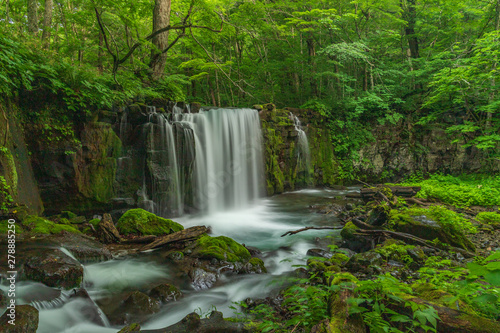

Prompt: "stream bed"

[2,187,360,332]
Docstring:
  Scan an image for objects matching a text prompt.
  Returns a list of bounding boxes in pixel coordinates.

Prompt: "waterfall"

[289,112,312,183]
[142,107,264,217]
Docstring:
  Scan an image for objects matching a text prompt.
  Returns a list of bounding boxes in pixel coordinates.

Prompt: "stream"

[2,187,359,332]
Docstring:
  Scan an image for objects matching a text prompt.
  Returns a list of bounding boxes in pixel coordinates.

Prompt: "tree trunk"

[98,29,104,73]
[42,0,53,47]
[487,0,500,129]
[27,0,38,34]
[403,0,419,59]
[150,0,172,80]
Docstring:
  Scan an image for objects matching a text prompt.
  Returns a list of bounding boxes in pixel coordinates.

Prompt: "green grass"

[399,174,500,208]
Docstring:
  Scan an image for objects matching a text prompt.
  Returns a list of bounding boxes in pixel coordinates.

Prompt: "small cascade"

[133,105,264,217]
[289,112,312,183]
[30,291,71,310]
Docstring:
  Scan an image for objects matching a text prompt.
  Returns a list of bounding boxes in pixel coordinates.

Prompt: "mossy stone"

[248,257,267,273]
[116,208,183,236]
[21,216,80,234]
[194,235,251,262]
[340,221,359,240]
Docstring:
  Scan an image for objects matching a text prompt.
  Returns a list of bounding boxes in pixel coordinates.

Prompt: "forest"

[0,0,499,332]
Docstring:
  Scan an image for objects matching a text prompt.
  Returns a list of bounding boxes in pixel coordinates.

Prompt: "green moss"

[389,206,476,251]
[61,211,77,219]
[0,220,24,234]
[476,212,500,229]
[374,242,415,264]
[194,234,251,262]
[340,221,359,240]
[21,215,80,234]
[116,208,183,236]
[330,272,358,286]
[89,218,100,228]
[329,253,350,266]
[457,313,500,332]
[248,257,267,272]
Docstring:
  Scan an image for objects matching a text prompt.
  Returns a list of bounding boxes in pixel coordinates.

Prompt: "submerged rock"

[107,291,160,325]
[189,268,217,291]
[149,283,182,303]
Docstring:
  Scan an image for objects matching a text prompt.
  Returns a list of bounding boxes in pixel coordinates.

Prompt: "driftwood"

[97,213,122,244]
[281,226,343,237]
[140,226,208,251]
[121,235,157,244]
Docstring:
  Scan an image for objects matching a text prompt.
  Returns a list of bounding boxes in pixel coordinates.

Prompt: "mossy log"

[360,186,421,200]
[140,226,208,251]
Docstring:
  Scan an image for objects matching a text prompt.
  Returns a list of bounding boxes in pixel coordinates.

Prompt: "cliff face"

[0,103,43,215]
[2,99,496,216]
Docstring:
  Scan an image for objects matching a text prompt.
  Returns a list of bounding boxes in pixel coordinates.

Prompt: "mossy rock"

[340,221,359,240]
[21,216,80,234]
[116,209,183,236]
[328,253,350,266]
[61,211,77,219]
[389,207,476,251]
[247,257,267,273]
[193,235,251,262]
[0,220,24,234]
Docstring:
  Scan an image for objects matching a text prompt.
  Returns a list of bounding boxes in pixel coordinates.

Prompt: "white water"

[290,112,311,181]
[140,107,264,217]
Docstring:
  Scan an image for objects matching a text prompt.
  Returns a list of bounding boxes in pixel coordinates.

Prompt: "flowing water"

[0,107,360,332]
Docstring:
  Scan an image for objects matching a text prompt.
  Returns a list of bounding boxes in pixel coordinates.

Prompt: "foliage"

[0,176,13,212]
[475,212,500,226]
[401,174,500,208]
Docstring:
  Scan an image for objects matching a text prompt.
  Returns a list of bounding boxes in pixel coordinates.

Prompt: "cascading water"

[289,112,312,183]
[141,106,265,217]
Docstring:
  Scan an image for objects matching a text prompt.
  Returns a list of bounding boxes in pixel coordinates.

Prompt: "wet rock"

[68,288,108,326]
[149,311,249,333]
[118,323,141,333]
[243,257,267,274]
[50,231,112,263]
[149,283,182,303]
[189,268,217,291]
[0,304,39,333]
[307,248,333,259]
[335,248,357,258]
[23,248,83,289]
[367,204,390,226]
[108,291,160,325]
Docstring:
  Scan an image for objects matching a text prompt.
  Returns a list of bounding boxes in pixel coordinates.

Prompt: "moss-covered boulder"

[149,283,182,303]
[193,235,251,262]
[20,216,80,234]
[389,206,476,252]
[116,209,183,236]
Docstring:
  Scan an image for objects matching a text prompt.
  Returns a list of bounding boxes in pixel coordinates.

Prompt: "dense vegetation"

[1,0,499,166]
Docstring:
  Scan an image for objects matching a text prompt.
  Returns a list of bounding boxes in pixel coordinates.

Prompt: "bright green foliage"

[401,174,500,208]
[194,235,251,262]
[0,220,24,234]
[116,208,183,236]
[374,242,416,265]
[20,216,80,234]
[0,176,13,212]
[475,212,500,228]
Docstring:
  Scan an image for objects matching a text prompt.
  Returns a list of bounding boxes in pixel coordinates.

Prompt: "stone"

[23,248,83,289]
[189,268,217,291]
[346,252,384,271]
[307,248,333,258]
[108,291,160,325]
[0,305,39,333]
[149,283,182,303]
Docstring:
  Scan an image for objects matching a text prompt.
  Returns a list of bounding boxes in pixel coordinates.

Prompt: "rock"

[192,235,251,262]
[147,311,249,333]
[367,203,390,226]
[118,323,141,333]
[149,284,182,303]
[243,257,267,274]
[346,252,384,271]
[69,216,86,224]
[117,209,183,236]
[189,268,217,291]
[23,248,83,289]
[108,291,160,325]
[0,305,39,333]
[335,248,357,258]
[307,248,333,259]
[68,288,108,326]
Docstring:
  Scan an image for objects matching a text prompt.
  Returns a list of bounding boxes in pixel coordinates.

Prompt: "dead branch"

[281,226,343,237]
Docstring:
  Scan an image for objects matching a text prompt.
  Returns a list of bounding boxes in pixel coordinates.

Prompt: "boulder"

[108,291,160,325]
[23,248,83,289]
[0,305,39,333]
[149,283,182,303]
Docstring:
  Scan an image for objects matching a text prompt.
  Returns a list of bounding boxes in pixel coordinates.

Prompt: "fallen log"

[360,186,421,201]
[140,226,208,251]
[281,226,343,237]
[121,235,157,244]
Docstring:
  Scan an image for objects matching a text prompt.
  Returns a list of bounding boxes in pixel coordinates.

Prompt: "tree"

[42,0,53,46]
[27,0,38,34]
[150,0,172,80]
